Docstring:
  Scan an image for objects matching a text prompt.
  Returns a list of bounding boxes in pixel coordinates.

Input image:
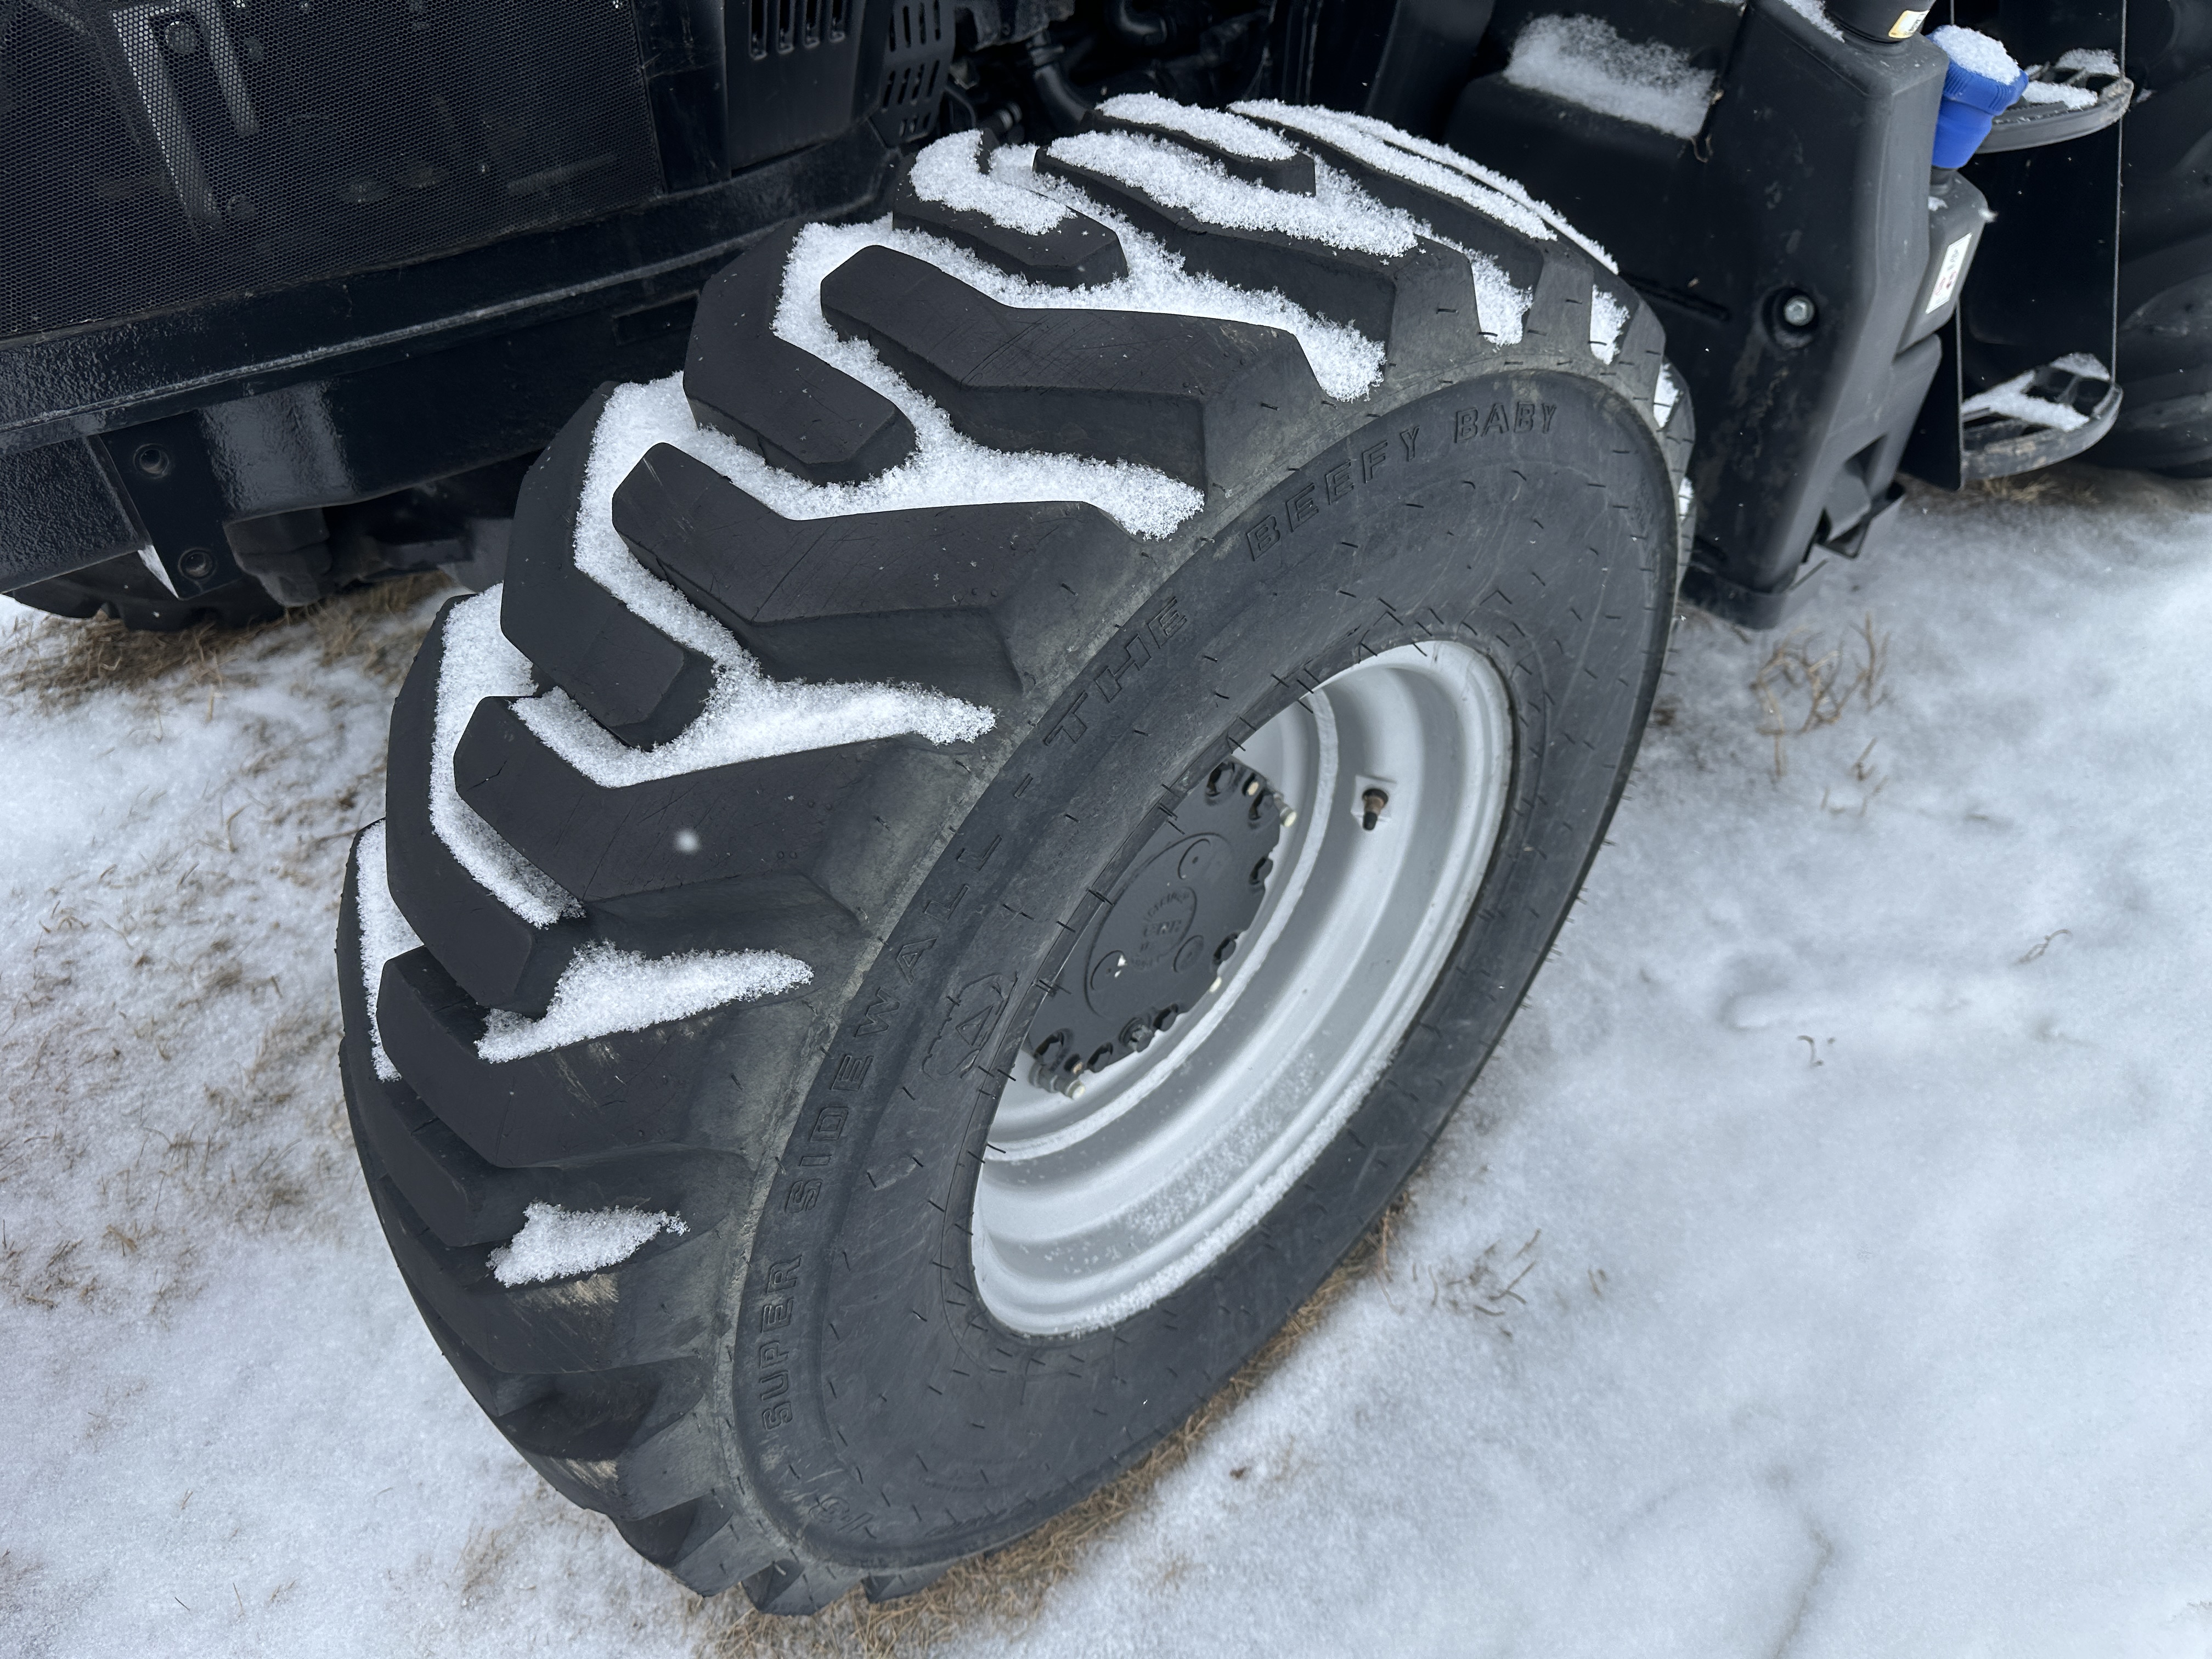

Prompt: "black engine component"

[0,0,1281,620]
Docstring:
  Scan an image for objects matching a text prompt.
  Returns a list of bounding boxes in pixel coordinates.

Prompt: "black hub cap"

[1026,761,1285,1097]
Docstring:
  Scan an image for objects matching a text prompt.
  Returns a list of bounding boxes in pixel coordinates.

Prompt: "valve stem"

[1361,788,1389,831]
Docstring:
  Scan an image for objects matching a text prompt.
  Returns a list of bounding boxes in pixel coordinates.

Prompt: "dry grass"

[700,1193,1415,1659]
[0,573,449,1324]
[1751,613,1888,779]
[1397,1227,1543,1324]
[1,571,449,712]
[1967,464,2106,507]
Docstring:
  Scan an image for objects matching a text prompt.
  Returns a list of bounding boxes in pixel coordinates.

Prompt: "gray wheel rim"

[972,641,1515,1335]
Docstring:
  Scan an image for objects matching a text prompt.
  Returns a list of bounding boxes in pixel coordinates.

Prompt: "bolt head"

[133,444,172,478]
[1781,294,1817,329]
[163,16,200,53]
[178,547,217,581]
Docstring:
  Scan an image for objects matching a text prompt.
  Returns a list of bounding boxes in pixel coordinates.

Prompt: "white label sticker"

[1890,8,1929,38]
[1926,233,1972,314]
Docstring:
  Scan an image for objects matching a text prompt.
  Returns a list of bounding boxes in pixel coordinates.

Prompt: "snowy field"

[3,465,2209,1658]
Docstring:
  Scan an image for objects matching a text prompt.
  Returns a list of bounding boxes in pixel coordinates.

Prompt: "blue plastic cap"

[1932,60,2028,167]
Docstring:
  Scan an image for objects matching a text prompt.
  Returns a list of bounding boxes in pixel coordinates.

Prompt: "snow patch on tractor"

[1235,100,1620,275]
[354,820,422,1083]
[488,1200,689,1287]
[432,590,583,927]
[1092,92,1302,160]
[907,129,1069,233]
[1655,364,1683,426]
[1502,15,1718,140]
[1930,24,2023,84]
[1960,358,2108,433]
[974,146,1400,374]
[1043,129,1421,256]
[1035,125,1541,345]
[1590,286,1630,364]
[1773,0,1847,42]
[477,940,811,1063]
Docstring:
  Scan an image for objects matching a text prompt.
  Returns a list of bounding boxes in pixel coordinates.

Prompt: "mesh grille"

[1,0,664,343]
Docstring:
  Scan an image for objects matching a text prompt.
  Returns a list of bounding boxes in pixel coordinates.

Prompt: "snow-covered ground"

[4,466,2209,1658]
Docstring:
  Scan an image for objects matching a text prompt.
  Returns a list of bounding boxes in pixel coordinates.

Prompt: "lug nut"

[1361,788,1389,831]
[1780,292,1816,329]
[1121,1018,1154,1050]
[1279,805,1299,828]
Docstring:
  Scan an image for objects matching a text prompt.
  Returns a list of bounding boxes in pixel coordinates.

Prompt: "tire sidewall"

[728,369,1674,1569]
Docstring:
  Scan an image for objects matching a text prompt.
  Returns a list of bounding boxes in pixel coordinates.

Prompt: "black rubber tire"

[5,549,280,631]
[2103,20,2212,473]
[338,112,1691,1614]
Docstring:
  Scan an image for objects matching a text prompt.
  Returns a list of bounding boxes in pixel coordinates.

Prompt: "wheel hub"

[1026,761,1285,1097]
[974,641,1515,1335]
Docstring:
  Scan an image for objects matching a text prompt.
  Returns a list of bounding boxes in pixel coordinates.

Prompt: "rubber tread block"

[817,242,1319,492]
[339,842,535,1246]
[686,225,918,483]
[348,1054,535,1246]
[665,1513,782,1598]
[1081,108,1317,193]
[383,600,587,1015]
[614,442,1127,702]
[1604,287,1667,403]
[453,697,891,903]
[745,1559,868,1617]
[864,1562,956,1602]
[377,1175,716,1374]
[1231,118,1538,250]
[891,163,1128,288]
[525,1403,724,1520]
[1518,256,1600,355]
[496,1364,672,1462]
[379,945,815,1166]
[1033,148,1477,360]
[501,387,720,749]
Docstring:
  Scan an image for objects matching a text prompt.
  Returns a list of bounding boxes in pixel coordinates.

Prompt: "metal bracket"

[94,414,246,599]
